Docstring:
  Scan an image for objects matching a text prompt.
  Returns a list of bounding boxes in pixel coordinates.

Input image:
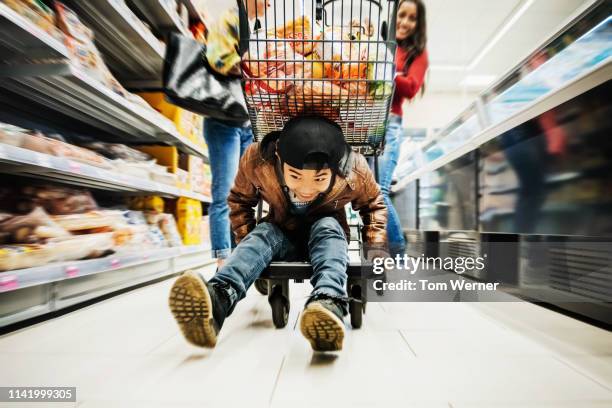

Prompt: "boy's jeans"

[209,217,349,313]
[377,114,406,255]
[203,118,253,259]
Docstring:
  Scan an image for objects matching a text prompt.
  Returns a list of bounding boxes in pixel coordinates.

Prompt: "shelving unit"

[0,62,207,158]
[0,2,68,61]
[0,0,213,328]
[0,143,211,202]
[62,0,165,84]
[0,246,214,326]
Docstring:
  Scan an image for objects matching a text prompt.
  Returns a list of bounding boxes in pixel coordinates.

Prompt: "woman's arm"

[395,49,429,100]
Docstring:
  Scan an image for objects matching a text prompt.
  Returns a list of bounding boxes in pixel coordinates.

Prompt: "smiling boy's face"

[283,162,332,202]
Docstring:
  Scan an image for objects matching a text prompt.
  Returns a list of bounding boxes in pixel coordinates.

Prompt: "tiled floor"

[0,264,611,408]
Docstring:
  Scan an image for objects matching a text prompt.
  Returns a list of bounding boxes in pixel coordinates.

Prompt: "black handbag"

[162,2,250,124]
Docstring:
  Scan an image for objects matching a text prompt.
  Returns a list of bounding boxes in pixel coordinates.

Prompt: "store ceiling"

[426,0,589,92]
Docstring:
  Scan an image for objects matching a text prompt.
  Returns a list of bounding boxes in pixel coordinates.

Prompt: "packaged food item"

[135,145,187,188]
[147,225,168,248]
[176,197,202,245]
[273,16,320,56]
[185,155,204,194]
[128,196,165,213]
[284,81,348,117]
[51,210,125,233]
[112,224,154,253]
[49,232,114,262]
[113,160,154,180]
[150,166,177,186]
[18,185,98,215]
[137,93,202,140]
[55,2,127,96]
[80,142,153,162]
[0,244,55,271]
[0,123,28,147]
[201,164,211,197]
[0,207,70,244]
[158,213,183,247]
[3,0,63,41]
[20,132,111,168]
[200,215,211,250]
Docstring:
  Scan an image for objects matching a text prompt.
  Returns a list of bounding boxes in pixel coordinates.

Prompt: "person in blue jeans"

[204,118,253,266]
[169,116,387,352]
[378,114,406,256]
[378,0,429,256]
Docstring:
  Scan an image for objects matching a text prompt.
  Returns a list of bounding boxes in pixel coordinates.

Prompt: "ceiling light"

[467,0,536,70]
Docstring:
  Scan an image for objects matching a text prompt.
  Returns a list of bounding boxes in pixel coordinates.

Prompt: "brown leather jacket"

[228,132,387,246]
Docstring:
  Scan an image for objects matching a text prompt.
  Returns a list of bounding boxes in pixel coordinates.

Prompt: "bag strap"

[237,0,251,56]
[255,186,263,223]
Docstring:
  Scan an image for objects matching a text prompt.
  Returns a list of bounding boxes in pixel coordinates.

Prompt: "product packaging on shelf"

[55,2,127,96]
[0,207,70,244]
[136,93,205,145]
[3,0,64,42]
[17,184,98,215]
[144,212,183,247]
[128,196,165,213]
[0,127,112,169]
[200,215,211,250]
[201,163,211,197]
[186,155,204,194]
[0,244,55,271]
[175,197,202,245]
[135,146,192,190]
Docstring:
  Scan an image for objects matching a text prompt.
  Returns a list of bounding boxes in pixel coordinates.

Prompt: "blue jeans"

[210,217,349,313]
[204,118,253,259]
[378,114,406,255]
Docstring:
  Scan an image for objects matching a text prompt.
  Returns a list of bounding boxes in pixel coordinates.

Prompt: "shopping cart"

[238,0,398,328]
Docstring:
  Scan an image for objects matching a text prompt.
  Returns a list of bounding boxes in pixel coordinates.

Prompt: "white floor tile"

[1,271,610,407]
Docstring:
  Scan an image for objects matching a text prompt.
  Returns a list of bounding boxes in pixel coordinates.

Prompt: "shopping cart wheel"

[254,278,268,295]
[349,283,363,329]
[269,282,289,328]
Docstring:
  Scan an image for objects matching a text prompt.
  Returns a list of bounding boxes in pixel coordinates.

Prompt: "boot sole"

[168,271,217,348]
[300,303,345,351]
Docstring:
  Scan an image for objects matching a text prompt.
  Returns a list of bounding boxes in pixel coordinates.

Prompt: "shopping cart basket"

[238,0,398,328]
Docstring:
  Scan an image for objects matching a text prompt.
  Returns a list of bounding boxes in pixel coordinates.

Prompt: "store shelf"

[0,246,214,327]
[393,60,612,191]
[0,2,69,61]
[0,245,209,294]
[0,62,207,159]
[128,0,191,36]
[63,0,165,84]
[0,143,211,202]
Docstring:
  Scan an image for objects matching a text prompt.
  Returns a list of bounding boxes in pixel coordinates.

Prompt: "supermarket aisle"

[1,264,611,407]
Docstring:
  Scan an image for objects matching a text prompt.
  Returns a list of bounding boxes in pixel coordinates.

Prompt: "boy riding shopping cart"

[169,0,398,352]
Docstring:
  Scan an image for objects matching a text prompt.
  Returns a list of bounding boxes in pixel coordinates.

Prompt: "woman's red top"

[391,46,429,116]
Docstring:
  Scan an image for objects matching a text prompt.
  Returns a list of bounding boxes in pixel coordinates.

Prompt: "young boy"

[169,116,387,351]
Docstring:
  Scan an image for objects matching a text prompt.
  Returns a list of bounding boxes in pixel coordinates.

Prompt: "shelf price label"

[68,161,82,173]
[0,275,18,292]
[65,266,79,278]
